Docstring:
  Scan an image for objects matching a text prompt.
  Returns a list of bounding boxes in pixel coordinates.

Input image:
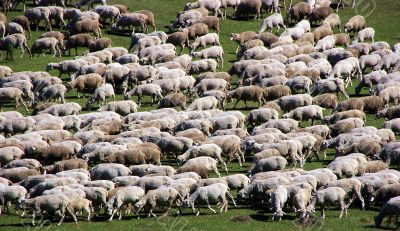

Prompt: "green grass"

[0,0,399,230]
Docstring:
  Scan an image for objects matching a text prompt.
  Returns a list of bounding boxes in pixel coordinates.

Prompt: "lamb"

[99,100,138,116]
[344,15,366,34]
[64,33,94,56]
[187,96,219,111]
[133,187,182,217]
[182,183,235,215]
[227,86,265,109]
[258,13,285,33]
[234,0,262,20]
[191,46,224,68]
[248,156,287,176]
[124,84,164,107]
[353,27,375,43]
[282,105,324,125]
[66,73,103,98]
[307,187,347,218]
[187,59,218,74]
[106,186,145,221]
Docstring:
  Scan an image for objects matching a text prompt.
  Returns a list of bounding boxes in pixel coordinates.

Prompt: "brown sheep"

[230,31,257,53]
[0,167,40,183]
[322,109,366,125]
[335,96,385,113]
[236,39,264,58]
[263,85,292,101]
[290,67,320,81]
[334,33,350,46]
[69,19,102,38]
[313,25,333,41]
[234,0,262,20]
[190,16,220,34]
[88,37,113,52]
[297,32,315,45]
[11,16,31,39]
[44,159,88,174]
[249,149,281,170]
[104,149,147,165]
[136,10,156,32]
[166,31,189,55]
[179,23,208,39]
[66,73,104,98]
[256,32,278,47]
[158,93,187,110]
[31,102,56,115]
[177,164,208,179]
[362,160,388,174]
[309,7,333,26]
[64,33,95,56]
[344,15,366,35]
[335,140,382,157]
[26,146,73,164]
[312,93,338,109]
[227,86,265,109]
[285,2,312,25]
[82,121,122,135]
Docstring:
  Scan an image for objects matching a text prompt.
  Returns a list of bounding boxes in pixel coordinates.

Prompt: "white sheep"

[258,13,286,33]
[353,27,375,43]
[191,46,224,68]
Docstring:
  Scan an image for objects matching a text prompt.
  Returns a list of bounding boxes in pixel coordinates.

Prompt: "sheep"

[99,100,138,116]
[89,163,131,181]
[111,13,148,33]
[307,187,347,218]
[124,84,163,107]
[376,106,400,120]
[85,84,115,110]
[180,23,209,40]
[192,78,229,95]
[30,37,61,57]
[282,105,324,125]
[335,96,385,113]
[378,86,400,106]
[0,87,28,112]
[0,33,31,60]
[92,5,120,26]
[66,73,103,98]
[188,59,218,74]
[177,144,227,172]
[353,27,375,43]
[322,110,365,125]
[106,186,145,221]
[258,13,285,33]
[158,93,187,110]
[248,156,287,176]
[0,185,27,214]
[191,46,224,68]
[88,37,112,52]
[315,35,336,51]
[277,94,313,113]
[184,0,223,18]
[24,7,52,31]
[75,0,106,9]
[344,15,366,34]
[0,167,40,183]
[234,0,262,20]
[246,108,279,126]
[47,60,85,77]
[285,2,312,24]
[182,156,221,177]
[269,185,288,221]
[186,16,220,34]
[133,187,182,217]
[227,86,265,109]
[310,78,349,99]
[187,96,219,111]
[229,31,257,53]
[374,196,400,229]
[103,149,160,165]
[20,194,71,226]
[64,33,94,56]
[323,13,341,31]
[182,183,235,215]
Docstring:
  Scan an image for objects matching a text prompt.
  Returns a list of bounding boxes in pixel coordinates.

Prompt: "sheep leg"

[226,191,236,207]
[339,199,346,218]
[235,153,242,167]
[207,202,216,214]
[57,211,66,226]
[212,165,221,177]
[320,205,325,219]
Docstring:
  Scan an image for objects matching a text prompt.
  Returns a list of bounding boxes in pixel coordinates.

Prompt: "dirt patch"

[360,218,371,224]
[230,215,252,223]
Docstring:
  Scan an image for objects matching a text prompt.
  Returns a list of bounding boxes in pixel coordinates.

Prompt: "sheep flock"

[0,0,400,229]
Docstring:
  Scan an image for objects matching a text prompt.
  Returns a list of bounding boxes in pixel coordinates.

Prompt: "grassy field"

[0,0,399,230]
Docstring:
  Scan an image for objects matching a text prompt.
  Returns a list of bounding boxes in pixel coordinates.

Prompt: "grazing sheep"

[344,15,366,34]
[307,187,347,218]
[234,0,262,20]
[353,27,375,43]
[258,13,286,33]
[191,46,224,68]
[227,86,265,109]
